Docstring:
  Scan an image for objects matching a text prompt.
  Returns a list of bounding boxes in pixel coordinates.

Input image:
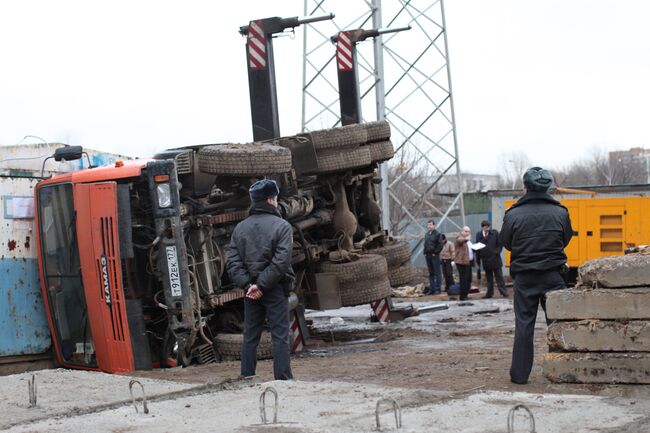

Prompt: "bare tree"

[496,150,531,189]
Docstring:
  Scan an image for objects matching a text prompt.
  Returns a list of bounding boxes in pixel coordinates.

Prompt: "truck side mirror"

[54,145,83,161]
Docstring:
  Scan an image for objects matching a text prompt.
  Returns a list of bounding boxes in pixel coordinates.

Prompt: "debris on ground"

[544,252,650,384]
[391,283,426,298]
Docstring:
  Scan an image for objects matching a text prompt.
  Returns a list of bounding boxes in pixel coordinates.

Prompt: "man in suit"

[423,220,442,294]
[475,220,508,298]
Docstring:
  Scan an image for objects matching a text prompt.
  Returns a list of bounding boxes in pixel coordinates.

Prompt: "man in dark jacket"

[423,220,443,294]
[475,220,508,298]
[227,179,295,380]
[499,167,573,384]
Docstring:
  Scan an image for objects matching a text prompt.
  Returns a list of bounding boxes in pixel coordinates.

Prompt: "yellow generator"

[505,195,650,279]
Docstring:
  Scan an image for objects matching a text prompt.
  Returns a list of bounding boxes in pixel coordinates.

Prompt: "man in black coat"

[475,220,508,298]
[423,220,443,294]
[499,167,573,385]
[227,179,295,380]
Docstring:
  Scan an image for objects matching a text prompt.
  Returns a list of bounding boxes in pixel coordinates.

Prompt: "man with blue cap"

[227,179,295,380]
[500,167,573,384]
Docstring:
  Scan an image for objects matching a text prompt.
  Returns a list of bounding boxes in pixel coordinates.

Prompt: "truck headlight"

[156,183,172,208]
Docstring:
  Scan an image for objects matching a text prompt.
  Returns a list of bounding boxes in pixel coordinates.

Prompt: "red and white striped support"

[290,313,304,353]
[247,20,267,70]
[337,31,353,71]
[371,297,391,323]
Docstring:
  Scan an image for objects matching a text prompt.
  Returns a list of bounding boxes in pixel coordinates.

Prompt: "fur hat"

[249,179,280,202]
[523,167,553,191]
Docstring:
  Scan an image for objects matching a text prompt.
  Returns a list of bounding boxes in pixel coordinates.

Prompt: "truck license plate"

[166,246,182,297]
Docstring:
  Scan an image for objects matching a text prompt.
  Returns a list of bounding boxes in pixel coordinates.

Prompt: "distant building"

[436,172,500,194]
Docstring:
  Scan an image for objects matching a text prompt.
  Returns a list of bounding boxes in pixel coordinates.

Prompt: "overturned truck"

[34,121,414,373]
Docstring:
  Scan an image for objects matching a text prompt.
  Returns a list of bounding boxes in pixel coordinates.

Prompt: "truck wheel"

[214,332,273,361]
[369,140,395,163]
[301,124,368,150]
[389,263,417,287]
[340,276,392,306]
[363,241,411,268]
[198,143,292,176]
[318,254,391,306]
[314,146,372,173]
[318,254,388,284]
[363,120,391,142]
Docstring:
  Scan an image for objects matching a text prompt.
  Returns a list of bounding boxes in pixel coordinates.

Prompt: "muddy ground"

[133,291,650,400]
[5,288,650,432]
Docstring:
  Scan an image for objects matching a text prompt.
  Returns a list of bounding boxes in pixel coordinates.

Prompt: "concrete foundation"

[543,352,650,384]
[3,371,650,433]
[548,320,650,352]
[579,254,650,288]
[546,288,650,320]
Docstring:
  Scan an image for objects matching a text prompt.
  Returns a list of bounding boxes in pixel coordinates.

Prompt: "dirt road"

[134,294,650,399]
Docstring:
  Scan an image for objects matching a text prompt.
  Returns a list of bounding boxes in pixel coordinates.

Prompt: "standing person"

[475,220,508,298]
[439,234,455,292]
[500,167,573,385]
[227,179,295,380]
[423,220,442,295]
[454,226,474,301]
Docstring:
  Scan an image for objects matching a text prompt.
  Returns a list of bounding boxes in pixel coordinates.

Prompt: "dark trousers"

[242,288,293,380]
[424,254,441,292]
[485,267,508,297]
[457,263,472,300]
[511,270,565,384]
[441,259,454,290]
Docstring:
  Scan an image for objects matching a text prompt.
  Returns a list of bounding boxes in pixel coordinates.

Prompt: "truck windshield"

[38,183,96,367]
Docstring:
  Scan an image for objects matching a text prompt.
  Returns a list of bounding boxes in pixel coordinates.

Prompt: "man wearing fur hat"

[227,179,295,380]
[500,167,573,385]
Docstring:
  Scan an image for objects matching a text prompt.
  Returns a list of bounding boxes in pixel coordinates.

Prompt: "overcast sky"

[1,0,649,175]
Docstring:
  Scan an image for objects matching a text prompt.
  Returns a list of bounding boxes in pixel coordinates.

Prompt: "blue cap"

[249,179,280,202]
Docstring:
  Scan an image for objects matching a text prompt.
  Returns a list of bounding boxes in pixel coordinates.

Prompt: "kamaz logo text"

[100,255,111,305]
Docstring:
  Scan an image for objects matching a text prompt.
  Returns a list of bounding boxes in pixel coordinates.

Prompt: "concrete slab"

[579,254,650,288]
[543,352,650,384]
[546,288,650,320]
[0,368,197,430]
[5,378,650,433]
[548,320,650,351]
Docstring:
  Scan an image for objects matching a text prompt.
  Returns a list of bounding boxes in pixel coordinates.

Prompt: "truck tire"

[214,332,273,361]
[389,263,417,287]
[369,140,395,163]
[363,241,412,268]
[340,276,391,306]
[198,143,292,176]
[301,124,368,151]
[363,120,391,142]
[318,254,391,306]
[315,146,372,173]
[318,254,388,284]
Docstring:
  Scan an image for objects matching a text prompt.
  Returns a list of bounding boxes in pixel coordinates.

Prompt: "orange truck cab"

[35,158,192,372]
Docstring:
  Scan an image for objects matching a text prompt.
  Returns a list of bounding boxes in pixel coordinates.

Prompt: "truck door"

[74,182,135,373]
[586,205,626,258]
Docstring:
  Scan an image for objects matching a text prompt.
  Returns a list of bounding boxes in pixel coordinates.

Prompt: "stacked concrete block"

[543,253,650,384]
